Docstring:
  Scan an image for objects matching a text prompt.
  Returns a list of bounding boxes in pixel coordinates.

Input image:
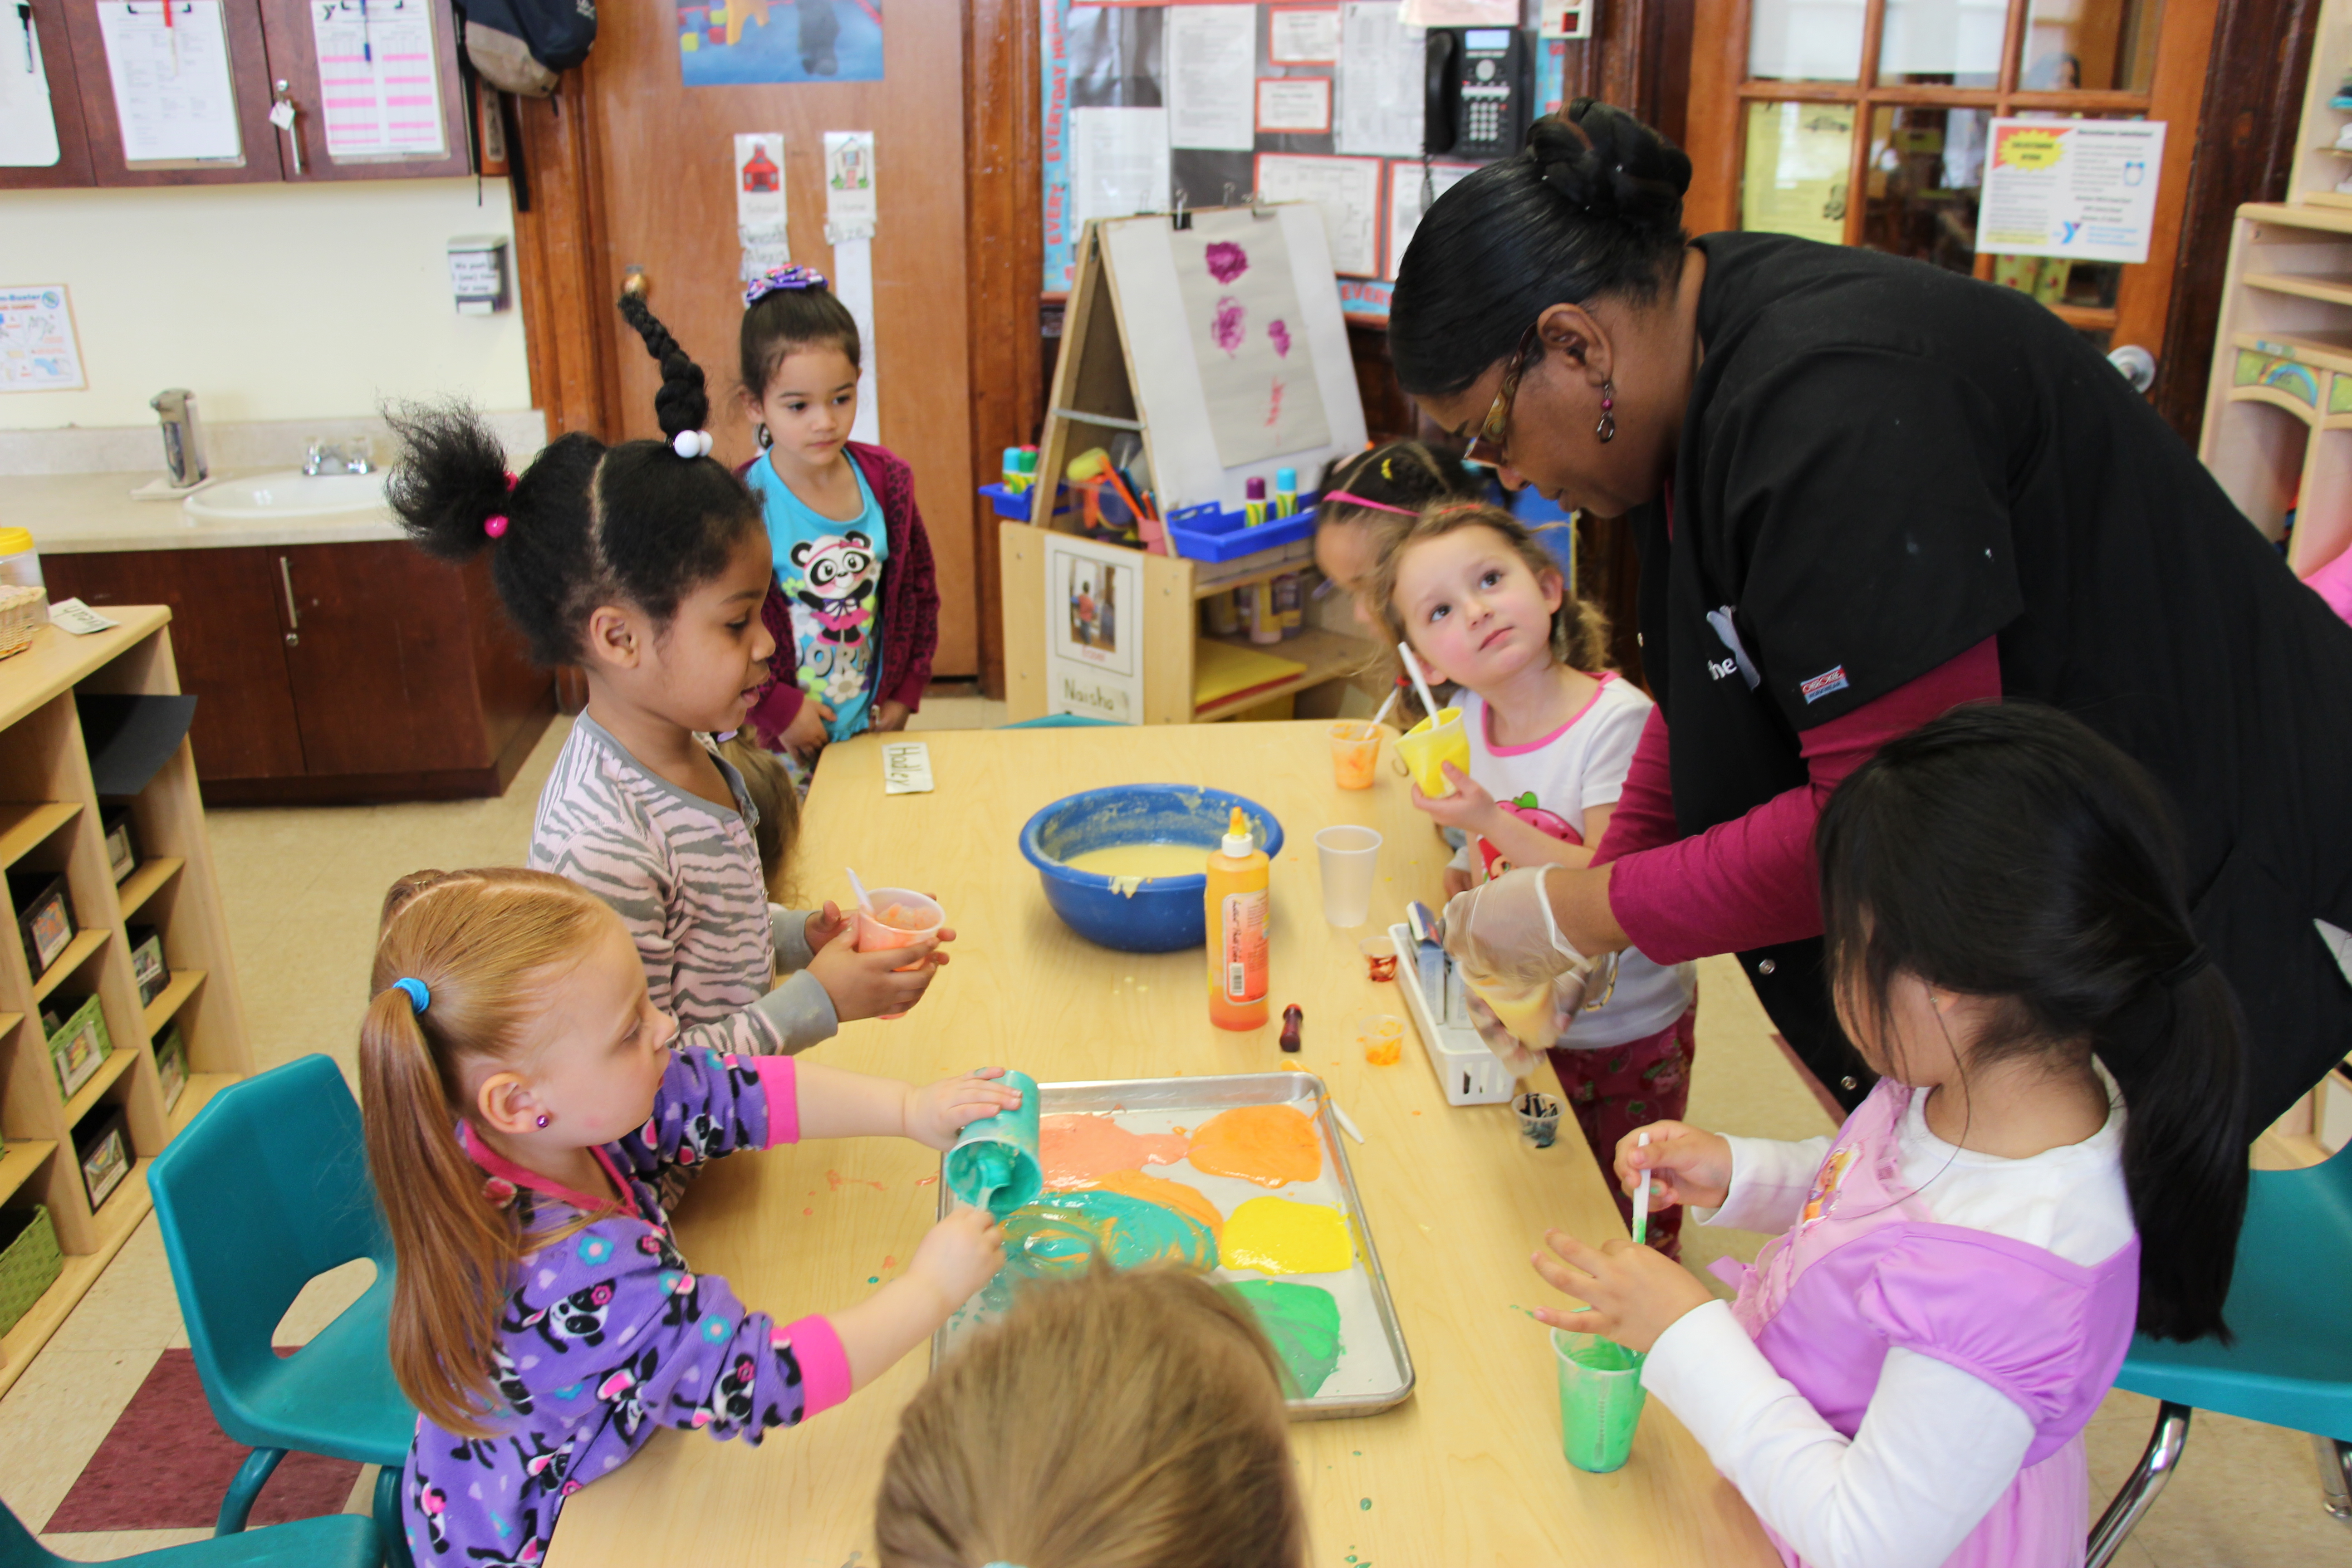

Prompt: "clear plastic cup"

[1357,1013,1404,1065]
[1515,1090,1563,1147]
[1553,1328,1646,1474]
[1358,934,1398,982]
[1328,720,1381,789]
[1313,825,1382,927]
[1394,707,1469,797]
[853,887,943,1020]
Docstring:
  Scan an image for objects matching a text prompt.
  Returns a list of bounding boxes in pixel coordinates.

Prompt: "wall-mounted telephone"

[1424,27,1530,162]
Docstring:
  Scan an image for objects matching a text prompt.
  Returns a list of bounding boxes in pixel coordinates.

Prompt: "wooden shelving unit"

[0,608,252,1399]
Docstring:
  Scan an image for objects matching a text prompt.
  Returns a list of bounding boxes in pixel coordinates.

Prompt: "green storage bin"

[0,1205,62,1339]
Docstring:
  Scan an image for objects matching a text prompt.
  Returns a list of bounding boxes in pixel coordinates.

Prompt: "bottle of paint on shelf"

[1207,807,1270,1032]
[1244,476,1268,527]
[1246,583,1284,645]
[1272,572,1303,637]
[1204,589,1241,637]
[1001,446,1027,493]
[1274,467,1298,518]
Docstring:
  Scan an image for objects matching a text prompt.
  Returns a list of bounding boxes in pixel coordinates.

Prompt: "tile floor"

[3,696,2342,1564]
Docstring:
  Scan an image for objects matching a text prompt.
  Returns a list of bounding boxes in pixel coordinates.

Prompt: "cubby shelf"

[0,608,251,1399]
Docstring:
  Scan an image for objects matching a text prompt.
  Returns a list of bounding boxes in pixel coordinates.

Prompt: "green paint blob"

[867,1276,879,1284]
[1229,1279,1343,1397]
[1359,1498,1372,1510]
[1000,1190,1218,1278]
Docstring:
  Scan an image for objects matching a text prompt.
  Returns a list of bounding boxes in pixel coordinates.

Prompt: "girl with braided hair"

[1393,99,2352,1144]
[387,292,951,1066]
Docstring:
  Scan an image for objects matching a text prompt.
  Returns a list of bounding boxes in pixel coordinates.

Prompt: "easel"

[1030,215,1164,548]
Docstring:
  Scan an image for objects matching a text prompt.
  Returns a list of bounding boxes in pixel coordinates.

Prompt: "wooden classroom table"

[545,720,1776,1568]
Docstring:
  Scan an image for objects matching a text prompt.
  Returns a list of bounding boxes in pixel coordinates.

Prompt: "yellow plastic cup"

[1327,721,1382,789]
[1394,707,1469,796]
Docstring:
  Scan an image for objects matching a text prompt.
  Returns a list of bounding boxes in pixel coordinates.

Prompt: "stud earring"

[756,423,773,451]
[1597,380,1617,445]
[534,1113,550,1129]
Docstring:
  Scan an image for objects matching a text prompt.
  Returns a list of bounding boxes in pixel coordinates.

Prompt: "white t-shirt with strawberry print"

[1450,672,1696,1049]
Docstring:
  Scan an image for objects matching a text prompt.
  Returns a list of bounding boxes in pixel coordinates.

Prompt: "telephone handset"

[1424,26,1530,161]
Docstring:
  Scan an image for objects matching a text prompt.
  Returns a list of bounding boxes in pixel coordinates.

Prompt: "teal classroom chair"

[147,1055,416,1566]
[0,1498,379,1568]
[2086,1139,2352,1563]
[1000,714,1117,728]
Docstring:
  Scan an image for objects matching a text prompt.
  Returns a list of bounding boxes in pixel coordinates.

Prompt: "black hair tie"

[2159,946,2210,988]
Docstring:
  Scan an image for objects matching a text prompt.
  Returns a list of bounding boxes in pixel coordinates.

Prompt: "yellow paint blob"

[1188,1104,1323,1188]
[1220,1196,1354,1275]
[1465,972,1560,1050]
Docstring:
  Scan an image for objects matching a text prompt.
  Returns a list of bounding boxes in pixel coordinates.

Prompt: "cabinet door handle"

[279,555,300,647]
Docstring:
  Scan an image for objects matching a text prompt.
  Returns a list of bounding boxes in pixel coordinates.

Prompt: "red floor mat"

[45,1350,364,1533]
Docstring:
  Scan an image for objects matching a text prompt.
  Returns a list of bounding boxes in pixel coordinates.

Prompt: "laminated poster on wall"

[1254,152,1382,278]
[0,6,62,169]
[1740,100,1852,245]
[1333,0,1423,158]
[309,0,446,160]
[1170,207,1333,468]
[95,0,243,163]
[1387,157,1475,280]
[0,285,86,393]
[1255,78,1331,135]
[1069,105,1170,227]
[1165,4,1255,152]
[1044,534,1143,725]
[1266,5,1340,64]
[1977,118,2165,265]
[680,0,883,86]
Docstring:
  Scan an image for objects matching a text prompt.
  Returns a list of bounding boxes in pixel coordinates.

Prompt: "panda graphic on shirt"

[784,530,879,712]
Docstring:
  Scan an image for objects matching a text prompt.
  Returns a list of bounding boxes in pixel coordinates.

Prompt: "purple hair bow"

[744,264,830,305]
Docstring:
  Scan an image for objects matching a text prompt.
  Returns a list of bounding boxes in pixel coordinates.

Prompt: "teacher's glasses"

[1464,320,1542,468]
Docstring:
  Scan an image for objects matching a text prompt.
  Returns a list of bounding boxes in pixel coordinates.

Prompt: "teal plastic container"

[946,1069,1042,1217]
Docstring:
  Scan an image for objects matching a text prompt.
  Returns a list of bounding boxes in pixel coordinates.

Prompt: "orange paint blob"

[1069,1168,1226,1237]
[1041,1114,1189,1188]
[1188,1104,1322,1189]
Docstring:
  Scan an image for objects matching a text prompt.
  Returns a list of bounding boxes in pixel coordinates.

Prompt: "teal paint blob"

[1227,1279,1343,1398]
[1359,1498,1372,1510]
[1001,1189,1218,1277]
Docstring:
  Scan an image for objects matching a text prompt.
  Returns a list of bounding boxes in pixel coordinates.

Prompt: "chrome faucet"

[303,437,376,476]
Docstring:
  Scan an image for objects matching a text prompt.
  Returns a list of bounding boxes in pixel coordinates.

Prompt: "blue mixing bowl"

[1019,784,1284,952]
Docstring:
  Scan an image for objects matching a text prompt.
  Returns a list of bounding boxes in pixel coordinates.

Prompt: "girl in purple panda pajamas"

[358,867,1012,1568]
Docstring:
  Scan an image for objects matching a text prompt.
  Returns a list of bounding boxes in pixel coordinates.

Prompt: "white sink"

[182,470,389,523]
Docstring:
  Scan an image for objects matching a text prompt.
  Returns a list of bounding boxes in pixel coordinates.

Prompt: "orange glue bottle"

[1206,806,1270,1031]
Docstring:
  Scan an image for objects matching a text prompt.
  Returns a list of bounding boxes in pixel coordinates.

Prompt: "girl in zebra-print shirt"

[387,290,950,1055]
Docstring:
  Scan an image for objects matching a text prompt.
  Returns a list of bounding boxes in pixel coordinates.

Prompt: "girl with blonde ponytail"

[360,868,1014,1566]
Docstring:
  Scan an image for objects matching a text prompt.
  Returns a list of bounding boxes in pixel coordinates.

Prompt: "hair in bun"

[1388,100,1692,400]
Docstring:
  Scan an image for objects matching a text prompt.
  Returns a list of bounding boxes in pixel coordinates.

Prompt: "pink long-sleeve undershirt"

[1595,637,2003,963]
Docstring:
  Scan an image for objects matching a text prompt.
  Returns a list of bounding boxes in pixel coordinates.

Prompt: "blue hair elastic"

[390,977,430,1014]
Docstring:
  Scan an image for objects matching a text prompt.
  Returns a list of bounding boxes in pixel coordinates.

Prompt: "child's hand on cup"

[1410,763,1498,830]
[803,900,851,953]
[1530,1229,1715,1354]
[900,1066,1022,1152]
[1613,1121,1732,1214]
[808,926,954,1021]
[909,1204,1005,1309]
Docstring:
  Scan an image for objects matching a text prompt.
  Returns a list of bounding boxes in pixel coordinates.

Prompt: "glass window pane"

[1749,0,1866,82]
[2020,0,2164,92]
[1743,102,1857,242]
[1860,106,1989,273]
[1878,0,2006,88]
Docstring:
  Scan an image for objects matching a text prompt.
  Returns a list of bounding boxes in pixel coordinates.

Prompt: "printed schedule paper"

[96,1,243,163]
[0,8,63,168]
[309,0,446,160]
[0,286,87,392]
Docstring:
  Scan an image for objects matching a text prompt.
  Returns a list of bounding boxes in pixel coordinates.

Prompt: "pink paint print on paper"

[1169,209,1332,467]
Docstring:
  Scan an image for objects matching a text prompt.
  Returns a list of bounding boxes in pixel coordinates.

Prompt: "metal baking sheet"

[932,1072,1416,1419]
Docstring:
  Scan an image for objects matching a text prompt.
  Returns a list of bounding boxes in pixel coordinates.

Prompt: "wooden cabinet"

[45,543,554,803]
[2,0,473,191]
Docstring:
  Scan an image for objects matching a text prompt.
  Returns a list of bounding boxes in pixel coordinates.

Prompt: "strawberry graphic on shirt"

[1477,791,1583,880]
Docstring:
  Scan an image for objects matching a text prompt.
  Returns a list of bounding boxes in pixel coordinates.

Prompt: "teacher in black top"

[1387,99,2352,1133]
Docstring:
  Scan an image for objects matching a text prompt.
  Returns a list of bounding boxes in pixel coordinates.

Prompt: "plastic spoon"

[845,866,877,917]
[1631,1131,1653,1247]
[1397,642,1441,724]
[1369,683,1401,729]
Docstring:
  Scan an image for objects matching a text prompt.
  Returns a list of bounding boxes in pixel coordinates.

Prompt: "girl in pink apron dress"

[1526,705,2251,1568]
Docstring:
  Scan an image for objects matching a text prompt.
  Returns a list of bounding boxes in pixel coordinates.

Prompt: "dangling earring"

[1596,381,1617,445]
[756,423,774,451]
[534,1113,551,1129]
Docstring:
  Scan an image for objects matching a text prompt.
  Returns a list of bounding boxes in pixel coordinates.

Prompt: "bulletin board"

[1039,0,1572,320]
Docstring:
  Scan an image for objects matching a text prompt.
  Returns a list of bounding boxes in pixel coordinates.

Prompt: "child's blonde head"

[1369,501,1610,676]
[876,1263,1306,1568]
[359,867,616,1436]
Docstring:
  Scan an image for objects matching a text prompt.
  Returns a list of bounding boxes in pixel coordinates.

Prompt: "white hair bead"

[673,430,713,459]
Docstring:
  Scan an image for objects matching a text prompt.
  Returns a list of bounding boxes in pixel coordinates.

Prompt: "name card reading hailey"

[882,740,935,795]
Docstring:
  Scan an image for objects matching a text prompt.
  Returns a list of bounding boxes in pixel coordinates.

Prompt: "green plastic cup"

[945,1069,1041,1217]
[1552,1328,1646,1473]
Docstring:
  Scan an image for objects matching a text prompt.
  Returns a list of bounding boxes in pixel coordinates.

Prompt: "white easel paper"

[1166,4,1256,152]
[0,8,62,169]
[735,132,789,282]
[0,285,86,392]
[96,1,242,162]
[1256,154,1383,277]
[309,0,444,159]
[1334,1,1423,158]
[1267,6,1341,63]
[1978,118,2166,265]
[1170,207,1333,467]
[823,130,877,243]
[1069,106,1169,225]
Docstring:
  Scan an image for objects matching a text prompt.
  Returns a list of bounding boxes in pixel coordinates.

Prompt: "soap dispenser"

[151,389,207,488]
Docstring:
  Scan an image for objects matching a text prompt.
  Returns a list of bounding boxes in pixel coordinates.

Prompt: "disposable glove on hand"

[1442,866,1601,1058]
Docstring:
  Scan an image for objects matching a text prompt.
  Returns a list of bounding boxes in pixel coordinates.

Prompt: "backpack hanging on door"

[458,0,598,98]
